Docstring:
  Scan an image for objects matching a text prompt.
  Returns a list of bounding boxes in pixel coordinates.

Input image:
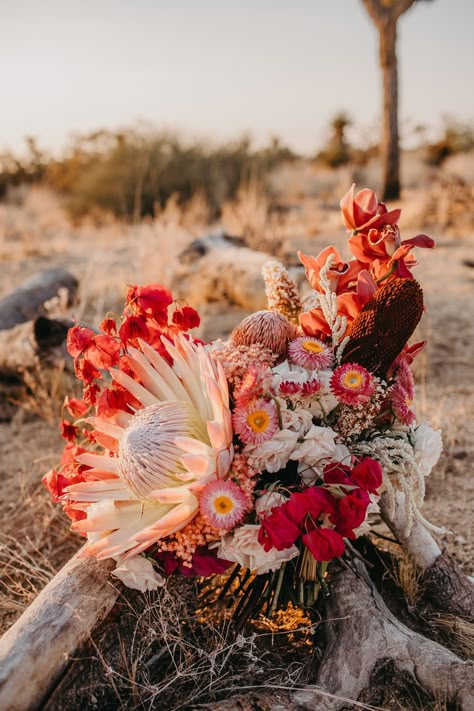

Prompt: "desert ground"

[0,153,473,707]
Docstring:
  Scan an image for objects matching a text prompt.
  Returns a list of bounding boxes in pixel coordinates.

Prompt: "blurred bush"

[424,118,474,166]
[1,128,297,220]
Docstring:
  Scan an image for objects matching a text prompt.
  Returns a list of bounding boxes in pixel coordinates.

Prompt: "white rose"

[216,524,299,574]
[112,556,165,592]
[290,424,338,464]
[255,491,287,518]
[280,401,314,434]
[272,361,309,388]
[413,422,443,476]
[245,428,299,473]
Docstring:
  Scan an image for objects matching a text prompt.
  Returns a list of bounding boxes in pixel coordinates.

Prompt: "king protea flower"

[63,335,233,560]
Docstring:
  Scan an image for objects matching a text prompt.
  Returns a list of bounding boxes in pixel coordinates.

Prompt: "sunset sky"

[2,0,473,155]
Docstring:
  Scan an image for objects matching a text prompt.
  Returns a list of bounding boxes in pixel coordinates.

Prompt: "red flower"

[302,527,345,562]
[83,382,100,405]
[323,462,354,486]
[74,358,101,383]
[99,317,117,335]
[60,420,78,442]
[67,326,95,358]
[331,490,370,539]
[172,305,201,331]
[350,458,382,494]
[119,315,149,345]
[341,184,401,235]
[258,508,301,551]
[86,334,121,370]
[64,396,89,418]
[299,247,364,294]
[132,284,173,314]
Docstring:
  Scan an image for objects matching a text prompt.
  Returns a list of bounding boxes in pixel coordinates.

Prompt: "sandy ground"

[0,178,473,637]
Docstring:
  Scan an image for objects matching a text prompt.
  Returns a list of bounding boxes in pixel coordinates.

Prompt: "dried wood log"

[380,490,474,620]
[293,559,474,711]
[0,316,74,379]
[0,550,120,711]
[173,232,270,311]
[0,267,78,330]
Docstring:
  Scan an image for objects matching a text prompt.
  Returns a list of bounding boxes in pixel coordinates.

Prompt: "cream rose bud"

[112,556,165,592]
[245,428,299,473]
[290,424,338,464]
[280,402,314,434]
[413,422,443,476]
[216,525,299,575]
[255,491,287,518]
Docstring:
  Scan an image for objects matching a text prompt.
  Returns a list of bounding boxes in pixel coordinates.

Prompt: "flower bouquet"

[44,184,442,628]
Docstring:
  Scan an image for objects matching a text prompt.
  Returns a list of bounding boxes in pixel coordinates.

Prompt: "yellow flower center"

[303,340,324,354]
[213,495,234,514]
[247,410,270,433]
[343,371,363,390]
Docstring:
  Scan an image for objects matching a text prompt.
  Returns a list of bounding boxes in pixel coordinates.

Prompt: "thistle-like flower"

[63,335,233,560]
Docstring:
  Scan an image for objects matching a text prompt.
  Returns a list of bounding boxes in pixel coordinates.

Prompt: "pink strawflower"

[390,381,416,426]
[234,364,272,407]
[278,380,303,396]
[199,479,248,530]
[394,358,415,400]
[232,398,279,445]
[288,337,333,370]
[330,363,375,405]
[301,378,322,397]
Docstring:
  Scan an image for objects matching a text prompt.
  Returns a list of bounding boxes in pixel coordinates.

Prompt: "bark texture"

[0,316,73,378]
[173,232,270,311]
[0,267,77,330]
[380,490,474,620]
[293,560,474,711]
[362,0,416,200]
[0,550,120,711]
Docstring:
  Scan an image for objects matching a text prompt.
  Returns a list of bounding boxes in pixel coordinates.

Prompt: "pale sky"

[2,0,473,156]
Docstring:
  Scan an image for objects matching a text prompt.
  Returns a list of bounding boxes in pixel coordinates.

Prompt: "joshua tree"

[362,0,431,200]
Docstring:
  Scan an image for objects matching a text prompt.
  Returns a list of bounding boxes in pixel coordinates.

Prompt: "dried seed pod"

[230,310,297,362]
[341,278,424,378]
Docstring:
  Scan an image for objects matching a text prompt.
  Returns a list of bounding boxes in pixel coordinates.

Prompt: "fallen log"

[0,550,120,711]
[293,559,474,711]
[380,490,474,621]
[173,232,270,311]
[0,316,74,379]
[0,267,78,330]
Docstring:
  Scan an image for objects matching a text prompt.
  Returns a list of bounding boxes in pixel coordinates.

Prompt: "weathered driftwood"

[0,550,120,711]
[0,316,74,378]
[381,490,474,621]
[0,267,78,330]
[173,232,270,311]
[293,559,474,711]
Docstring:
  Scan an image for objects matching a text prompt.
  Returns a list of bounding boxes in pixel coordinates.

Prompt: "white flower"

[308,369,338,418]
[413,422,443,476]
[272,360,309,388]
[216,525,299,574]
[255,491,287,518]
[280,401,314,435]
[290,424,338,465]
[112,555,165,592]
[245,429,299,473]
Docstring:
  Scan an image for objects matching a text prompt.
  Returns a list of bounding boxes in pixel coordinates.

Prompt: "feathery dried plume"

[262,259,302,324]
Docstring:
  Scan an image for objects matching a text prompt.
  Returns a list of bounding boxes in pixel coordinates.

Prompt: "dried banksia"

[262,259,302,325]
[341,278,424,378]
[230,310,297,362]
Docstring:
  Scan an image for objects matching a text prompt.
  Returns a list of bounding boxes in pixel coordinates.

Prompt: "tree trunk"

[379,16,400,201]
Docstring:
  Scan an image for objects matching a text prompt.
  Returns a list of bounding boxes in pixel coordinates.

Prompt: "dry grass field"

[0,155,473,707]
